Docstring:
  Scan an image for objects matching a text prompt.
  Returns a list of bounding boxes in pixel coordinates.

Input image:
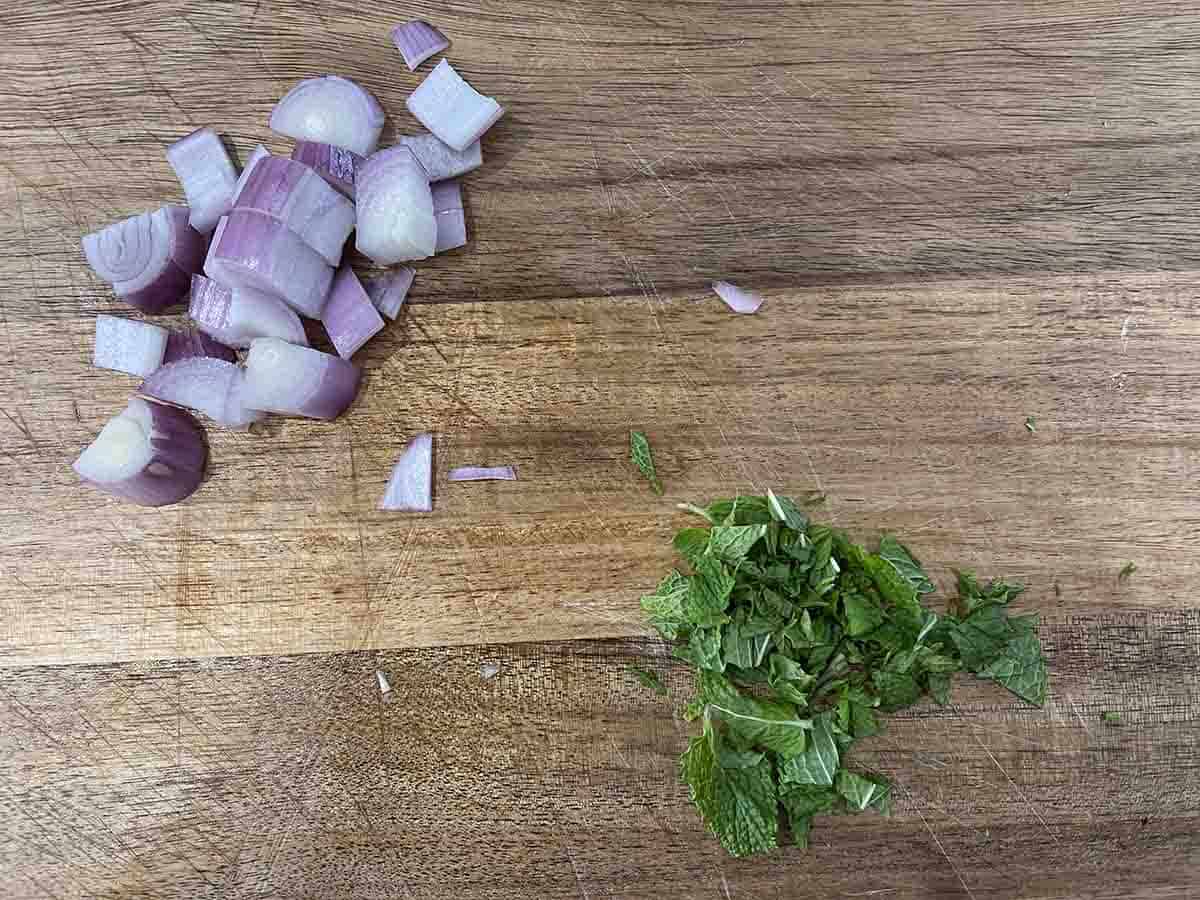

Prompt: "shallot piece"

[397,133,481,181]
[269,75,385,156]
[380,432,433,512]
[189,275,309,349]
[363,268,415,320]
[141,358,264,431]
[230,144,271,206]
[711,281,764,315]
[405,60,504,152]
[93,315,168,377]
[166,128,239,234]
[243,337,361,420]
[73,397,207,507]
[322,266,384,359]
[163,329,237,365]
[82,206,205,313]
[205,211,334,318]
[431,179,467,253]
[355,146,436,265]
[392,20,450,71]
[291,141,362,199]
[447,466,517,482]
[376,670,394,700]
[234,155,356,266]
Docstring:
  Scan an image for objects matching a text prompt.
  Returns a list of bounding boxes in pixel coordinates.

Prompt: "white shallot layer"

[380,433,433,511]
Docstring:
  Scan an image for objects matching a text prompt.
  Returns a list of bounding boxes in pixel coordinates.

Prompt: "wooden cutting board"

[2,0,1198,666]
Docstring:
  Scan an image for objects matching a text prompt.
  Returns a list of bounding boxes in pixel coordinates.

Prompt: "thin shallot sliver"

[711,280,764,314]
[447,466,517,482]
[380,433,433,512]
[392,20,450,71]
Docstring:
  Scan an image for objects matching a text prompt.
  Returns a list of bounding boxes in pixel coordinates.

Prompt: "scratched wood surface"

[5,1,1200,664]
[1,618,1198,900]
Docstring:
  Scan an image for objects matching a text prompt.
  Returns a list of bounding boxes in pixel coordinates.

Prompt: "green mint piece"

[1101,711,1121,725]
[673,528,710,563]
[697,670,812,757]
[976,630,1048,706]
[766,653,815,706]
[766,489,809,531]
[1118,561,1137,581]
[705,496,773,525]
[928,672,952,706]
[878,535,935,595]
[684,557,736,627]
[949,604,1015,671]
[779,712,840,786]
[678,628,725,672]
[708,524,768,563]
[835,771,892,813]
[630,666,668,695]
[842,588,884,637]
[682,721,778,858]
[639,571,688,640]
[722,621,772,670]
[872,669,923,711]
[629,430,663,495]
[780,785,837,849]
[1025,416,1037,433]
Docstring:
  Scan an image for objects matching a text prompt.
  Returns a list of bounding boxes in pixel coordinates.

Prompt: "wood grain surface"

[4,1,1200,664]
[3,1,1200,896]
[2,619,1199,900]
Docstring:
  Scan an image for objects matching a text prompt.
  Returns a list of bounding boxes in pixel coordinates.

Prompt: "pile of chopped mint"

[639,491,1049,858]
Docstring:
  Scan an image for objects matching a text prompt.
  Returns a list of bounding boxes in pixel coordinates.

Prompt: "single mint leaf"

[878,535,935,595]
[842,588,884,637]
[682,722,778,858]
[1101,711,1121,725]
[1025,416,1037,433]
[766,489,809,531]
[862,554,921,617]
[685,557,736,627]
[629,430,663,495]
[640,571,688,640]
[1118,561,1137,581]
[835,771,892,813]
[780,785,837,848]
[977,629,1048,706]
[708,524,768,563]
[697,671,812,757]
[630,666,668,696]
[678,628,725,672]
[949,604,1014,671]
[705,496,773,525]
[872,669,922,711]
[673,528,710,563]
[779,711,840,786]
[717,746,765,769]
[928,672,952,705]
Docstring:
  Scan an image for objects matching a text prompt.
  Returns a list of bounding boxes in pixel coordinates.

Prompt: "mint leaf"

[977,630,1047,706]
[878,535,935,595]
[629,430,663,495]
[766,489,809,531]
[1118,561,1137,581]
[708,524,768,563]
[722,621,772,670]
[706,496,773,525]
[697,671,812,757]
[948,603,1013,671]
[682,721,778,857]
[842,588,884,637]
[766,653,815,706]
[640,571,688,640]
[630,666,667,695]
[676,627,725,672]
[928,671,952,705]
[836,771,892,814]
[673,528,709,563]
[779,711,839,786]
[685,557,735,626]
[780,785,836,849]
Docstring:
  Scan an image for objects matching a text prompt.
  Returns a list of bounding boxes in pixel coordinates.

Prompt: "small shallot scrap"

[376,669,394,701]
[480,662,501,680]
[711,280,764,314]
[448,466,517,482]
